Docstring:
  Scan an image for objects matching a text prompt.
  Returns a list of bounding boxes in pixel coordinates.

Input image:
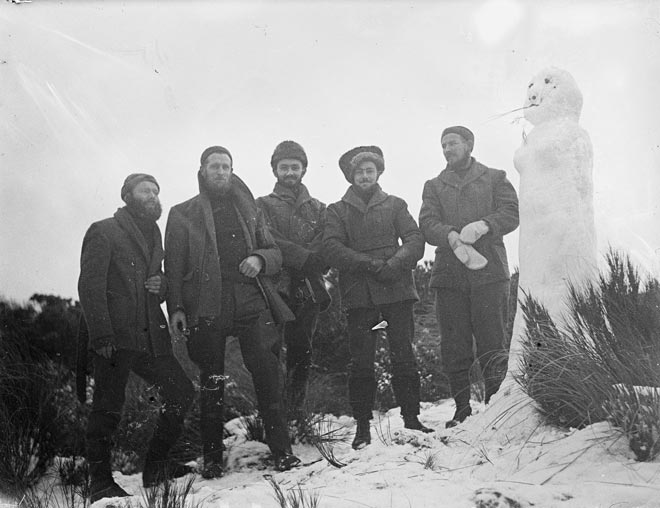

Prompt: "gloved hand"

[358,258,385,274]
[448,231,488,270]
[302,253,326,275]
[376,261,401,283]
[459,220,489,244]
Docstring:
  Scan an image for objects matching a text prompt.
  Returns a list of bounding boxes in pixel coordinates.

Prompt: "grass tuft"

[517,249,660,461]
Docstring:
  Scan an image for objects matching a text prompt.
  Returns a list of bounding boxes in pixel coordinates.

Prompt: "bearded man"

[165,146,300,478]
[256,141,330,422]
[323,146,432,450]
[79,174,194,503]
[419,126,519,428]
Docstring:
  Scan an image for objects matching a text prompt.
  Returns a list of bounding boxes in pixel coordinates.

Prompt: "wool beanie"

[120,173,160,201]
[338,145,384,183]
[270,140,308,171]
[200,145,233,166]
[441,126,475,150]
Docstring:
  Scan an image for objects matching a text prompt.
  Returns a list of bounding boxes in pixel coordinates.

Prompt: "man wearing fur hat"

[324,146,432,450]
[419,126,519,428]
[165,146,300,477]
[256,141,331,422]
[79,174,194,502]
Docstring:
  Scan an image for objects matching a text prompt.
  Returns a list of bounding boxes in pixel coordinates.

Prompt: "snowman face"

[523,67,583,125]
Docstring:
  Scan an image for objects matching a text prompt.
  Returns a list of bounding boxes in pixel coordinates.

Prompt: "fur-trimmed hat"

[200,145,233,166]
[441,126,474,150]
[338,145,384,183]
[120,173,159,201]
[270,140,308,171]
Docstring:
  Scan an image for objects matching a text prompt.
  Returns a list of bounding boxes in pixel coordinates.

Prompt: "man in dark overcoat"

[79,174,194,503]
[164,146,299,477]
[419,126,519,428]
[324,145,432,450]
[256,140,330,421]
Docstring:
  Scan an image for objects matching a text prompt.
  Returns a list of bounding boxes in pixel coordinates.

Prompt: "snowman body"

[513,67,597,321]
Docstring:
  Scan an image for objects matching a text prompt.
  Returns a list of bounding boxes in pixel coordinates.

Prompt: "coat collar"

[438,158,487,188]
[341,183,388,213]
[114,207,163,274]
[270,182,313,209]
[197,172,258,253]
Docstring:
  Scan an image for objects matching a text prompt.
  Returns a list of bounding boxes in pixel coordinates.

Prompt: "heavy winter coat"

[165,173,294,327]
[419,158,519,288]
[256,182,330,311]
[78,207,171,355]
[324,185,424,309]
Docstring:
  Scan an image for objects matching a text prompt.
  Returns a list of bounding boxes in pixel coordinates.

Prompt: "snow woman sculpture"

[512,67,597,323]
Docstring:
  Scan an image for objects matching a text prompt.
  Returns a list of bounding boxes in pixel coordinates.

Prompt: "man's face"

[353,161,379,192]
[441,133,471,168]
[128,180,162,221]
[201,153,233,194]
[275,158,305,188]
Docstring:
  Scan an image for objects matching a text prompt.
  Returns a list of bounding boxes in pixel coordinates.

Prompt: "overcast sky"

[1,0,659,303]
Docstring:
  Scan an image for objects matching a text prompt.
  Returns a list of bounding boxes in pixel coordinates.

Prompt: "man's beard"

[353,180,378,197]
[202,173,232,197]
[277,175,301,189]
[126,194,162,221]
[446,153,470,170]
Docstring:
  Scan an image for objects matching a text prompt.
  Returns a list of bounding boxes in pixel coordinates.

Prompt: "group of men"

[78,126,519,503]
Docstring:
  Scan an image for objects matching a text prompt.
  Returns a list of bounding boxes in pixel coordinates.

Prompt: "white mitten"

[459,220,489,244]
[448,231,488,270]
[453,243,488,270]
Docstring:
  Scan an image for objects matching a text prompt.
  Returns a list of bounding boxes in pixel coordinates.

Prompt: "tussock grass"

[138,475,202,508]
[266,476,321,508]
[0,333,64,497]
[240,414,267,444]
[517,250,660,461]
[308,417,351,468]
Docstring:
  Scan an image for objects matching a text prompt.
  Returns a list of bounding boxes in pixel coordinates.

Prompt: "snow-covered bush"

[517,250,660,460]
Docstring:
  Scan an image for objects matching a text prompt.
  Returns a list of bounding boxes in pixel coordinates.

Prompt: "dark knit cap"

[441,126,475,149]
[338,145,384,183]
[270,140,308,171]
[120,173,159,201]
[200,146,233,166]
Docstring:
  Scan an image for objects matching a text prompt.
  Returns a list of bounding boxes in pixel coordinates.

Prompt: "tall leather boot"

[87,438,129,503]
[445,370,472,428]
[483,357,507,404]
[393,374,434,433]
[352,418,372,450]
[262,407,301,471]
[142,436,193,488]
[199,374,225,479]
[348,375,376,424]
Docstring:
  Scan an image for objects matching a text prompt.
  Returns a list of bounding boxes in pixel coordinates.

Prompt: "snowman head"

[523,67,583,125]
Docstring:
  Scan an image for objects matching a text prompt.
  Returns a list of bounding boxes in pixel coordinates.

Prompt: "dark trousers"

[186,283,289,458]
[283,297,319,417]
[346,300,421,421]
[435,280,509,405]
[86,350,194,475]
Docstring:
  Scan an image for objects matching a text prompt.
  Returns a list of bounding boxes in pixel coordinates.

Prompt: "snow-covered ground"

[91,398,660,508]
